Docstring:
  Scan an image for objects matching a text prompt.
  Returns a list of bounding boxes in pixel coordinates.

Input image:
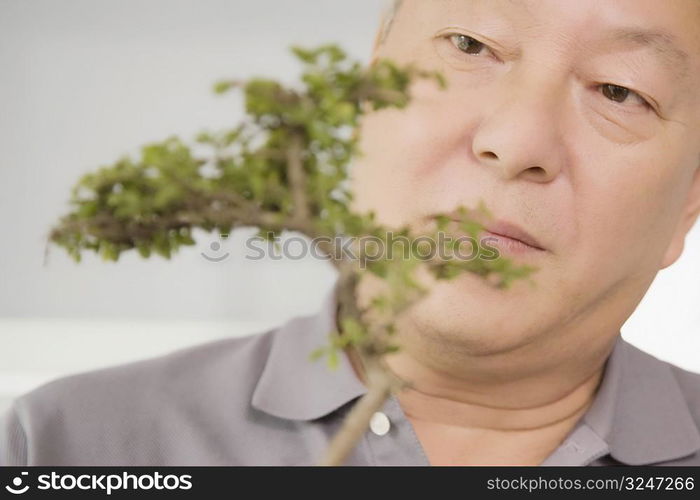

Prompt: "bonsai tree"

[47,43,537,466]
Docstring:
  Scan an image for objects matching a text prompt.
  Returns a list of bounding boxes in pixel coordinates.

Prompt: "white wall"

[0,0,698,412]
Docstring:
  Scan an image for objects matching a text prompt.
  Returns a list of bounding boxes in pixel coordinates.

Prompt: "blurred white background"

[0,0,698,413]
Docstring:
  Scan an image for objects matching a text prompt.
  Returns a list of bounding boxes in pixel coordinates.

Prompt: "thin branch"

[317,261,409,466]
[319,364,394,466]
[286,133,310,226]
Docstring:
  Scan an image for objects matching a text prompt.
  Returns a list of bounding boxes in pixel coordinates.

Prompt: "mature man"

[2,0,700,466]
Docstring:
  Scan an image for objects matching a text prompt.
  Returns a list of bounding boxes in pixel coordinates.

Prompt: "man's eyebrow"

[601,26,690,77]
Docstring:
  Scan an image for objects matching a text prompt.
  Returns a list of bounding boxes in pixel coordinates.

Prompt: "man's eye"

[448,34,491,57]
[599,83,651,109]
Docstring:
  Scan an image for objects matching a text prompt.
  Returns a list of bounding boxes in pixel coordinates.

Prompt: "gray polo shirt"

[2,287,700,466]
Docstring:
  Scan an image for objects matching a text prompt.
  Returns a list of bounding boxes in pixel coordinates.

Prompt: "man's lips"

[481,220,546,252]
[438,209,547,253]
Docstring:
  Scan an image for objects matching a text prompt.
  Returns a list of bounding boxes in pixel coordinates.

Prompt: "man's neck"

[345,332,614,433]
[384,350,606,432]
[344,338,611,465]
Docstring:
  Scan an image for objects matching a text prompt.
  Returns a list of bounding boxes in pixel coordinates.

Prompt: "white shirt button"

[369,411,391,436]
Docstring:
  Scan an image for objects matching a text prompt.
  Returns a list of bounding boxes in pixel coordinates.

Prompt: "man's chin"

[403,274,548,357]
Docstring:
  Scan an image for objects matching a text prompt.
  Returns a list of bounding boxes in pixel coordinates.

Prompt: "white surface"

[620,226,700,374]
[0,0,375,321]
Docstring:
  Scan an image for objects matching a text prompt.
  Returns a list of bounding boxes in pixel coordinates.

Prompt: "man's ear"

[660,164,700,269]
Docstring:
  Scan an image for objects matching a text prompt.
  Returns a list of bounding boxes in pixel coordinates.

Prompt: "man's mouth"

[437,209,547,256]
[480,220,546,254]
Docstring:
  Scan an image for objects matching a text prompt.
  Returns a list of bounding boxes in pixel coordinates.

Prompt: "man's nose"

[471,72,566,183]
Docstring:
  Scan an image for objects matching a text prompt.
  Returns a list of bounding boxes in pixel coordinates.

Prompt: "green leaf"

[99,241,119,262]
[290,46,317,64]
[308,346,326,362]
[326,348,339,370]
[213,80,236,95]
[136,243,151,259]
[340,317,366,345]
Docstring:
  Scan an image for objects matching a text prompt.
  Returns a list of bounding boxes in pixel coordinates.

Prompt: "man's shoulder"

[668,361,700,416]
[621,339,700,450]
[1,322,302,465]
[1,306,342,465]
[623,338,700,402]
[15,325,282,413]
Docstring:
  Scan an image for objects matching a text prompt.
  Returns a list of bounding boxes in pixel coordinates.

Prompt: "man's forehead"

[598,26,691,78]
[403,0,700,35]
[399,0,697,79]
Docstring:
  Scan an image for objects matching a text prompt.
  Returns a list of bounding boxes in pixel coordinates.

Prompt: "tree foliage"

[48,43,537,465]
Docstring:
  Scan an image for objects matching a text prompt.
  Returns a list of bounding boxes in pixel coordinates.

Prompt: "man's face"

[351,0,700,357]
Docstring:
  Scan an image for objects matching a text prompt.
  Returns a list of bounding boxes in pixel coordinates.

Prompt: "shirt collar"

[581,333,700,464]
[250,285,700,464]
[250,283,368,420]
